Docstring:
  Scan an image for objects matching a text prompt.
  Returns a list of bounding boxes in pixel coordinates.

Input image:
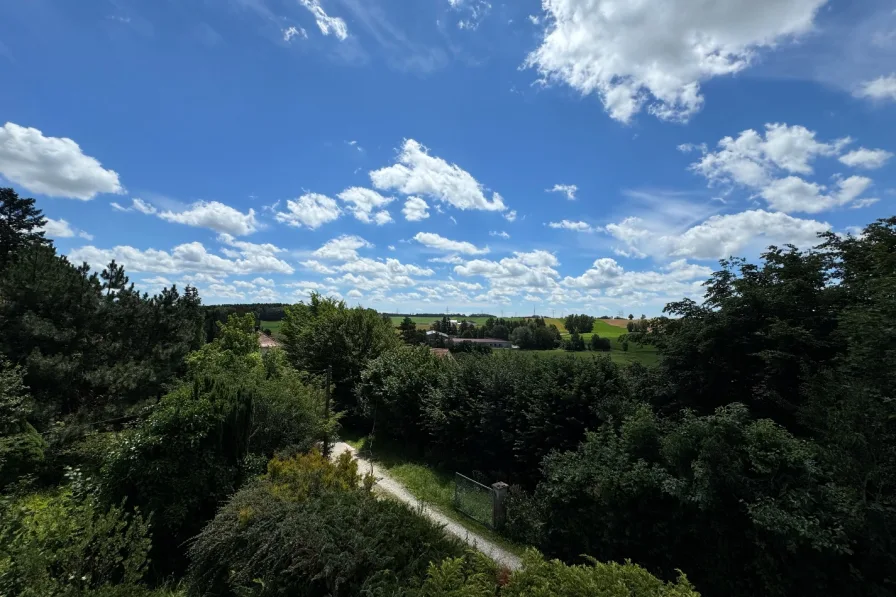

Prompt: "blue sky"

[1,0,894,315]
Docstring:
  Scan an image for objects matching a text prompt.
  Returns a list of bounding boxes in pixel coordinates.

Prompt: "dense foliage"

[357,349,632,486]
[281,293,400,415]
[98,315,329,574]
[188,451,462,597]
[0,489,152,597]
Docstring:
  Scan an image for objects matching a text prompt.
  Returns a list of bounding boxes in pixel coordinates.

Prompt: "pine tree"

[0,187,50,270]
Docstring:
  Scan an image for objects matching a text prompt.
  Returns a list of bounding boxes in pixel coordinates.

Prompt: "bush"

[0,357,45,489]
[0,490,152,597]
[187,452,461,597]
[412,550,699,597]
[590,336,611,351]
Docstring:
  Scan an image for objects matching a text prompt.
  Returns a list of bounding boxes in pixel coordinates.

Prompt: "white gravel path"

[331,442,522,571]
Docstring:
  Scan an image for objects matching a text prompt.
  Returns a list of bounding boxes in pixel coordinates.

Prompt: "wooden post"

[492,482,509,530]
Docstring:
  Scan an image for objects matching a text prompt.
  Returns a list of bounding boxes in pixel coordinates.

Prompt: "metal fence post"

[491,482,509,531]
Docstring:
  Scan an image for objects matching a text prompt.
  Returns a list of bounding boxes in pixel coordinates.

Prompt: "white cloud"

[299,0,348,40]
[402,196,429,221]
[503,210,517,222]
[429,254,464,264]
[300,260,338,274]
[547,220,594,232]
[839,147,893,169]
[604,209,831,260]
[413,232,489,255]
[388,245,396,251]
[156,201,259,236]
[528,14,540,25]
[455,250,561,294]
[450,0,492,31]
[252,277,275,287]
[131,198,157,215]
[275,193,342,229]
[370,139,507,212]
[563,258,713,304]
[547,183,578,200]
[40,218,93,241]
[692,124,846,187]
[760,175,875,213]
[347,289,363,299]
[0,122,124,199]
[337,187,395,224]
[525,0,826,122]
[689,123,875,212]
[489,230,510,239]
[68,234,294,276]
[110,202,129,212]
[283,26,308,42]
[253,287,280,302]
[40,218,76,238]
[854,74,896,102]
[313,235,373,261]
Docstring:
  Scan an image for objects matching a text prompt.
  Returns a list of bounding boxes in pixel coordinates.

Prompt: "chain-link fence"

[453,473,495,528]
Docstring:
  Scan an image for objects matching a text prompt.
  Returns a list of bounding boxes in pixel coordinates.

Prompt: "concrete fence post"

[491,482,509,530]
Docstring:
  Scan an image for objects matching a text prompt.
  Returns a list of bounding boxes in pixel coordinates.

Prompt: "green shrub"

[412,550,699,597]
[0,490,151,597]
[187,453,461,597]
[0,357,46,489]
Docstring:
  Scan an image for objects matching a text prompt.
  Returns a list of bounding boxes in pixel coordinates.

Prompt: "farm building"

[452,338,514,349]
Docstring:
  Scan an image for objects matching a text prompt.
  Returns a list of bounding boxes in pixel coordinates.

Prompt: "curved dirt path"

[331,442,522,571]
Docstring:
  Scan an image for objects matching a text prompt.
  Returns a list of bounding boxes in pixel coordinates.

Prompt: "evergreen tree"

[0,187,50,270]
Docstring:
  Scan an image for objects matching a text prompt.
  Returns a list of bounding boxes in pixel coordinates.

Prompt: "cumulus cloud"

[689,123,876,212]
[40,218,94,241]
[760,175,875,213]
[275,193,342,229]
[0,122,124,199]
[313,235,373,261]
[299,0,348,40]
[370,139,507,213]
[547,220,594,232]
[413,232,489,255]
[337,187,395,224]
[854,74,896,102]
[839,147,893,169]
[455,250,561,294]
[155,201,259,235]
[604,209,830,260]
[563,258,713,304]
[525,0,826,122]
[547,183,577,200]
[402,196,429,221]
[489,230,510,239]
[68,234,294,276]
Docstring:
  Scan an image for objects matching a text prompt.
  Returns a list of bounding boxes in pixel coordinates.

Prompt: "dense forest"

[1,188,895,596]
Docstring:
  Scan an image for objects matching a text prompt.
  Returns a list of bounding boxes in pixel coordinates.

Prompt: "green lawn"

[260,320,284,340]
[341,431,527,558]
